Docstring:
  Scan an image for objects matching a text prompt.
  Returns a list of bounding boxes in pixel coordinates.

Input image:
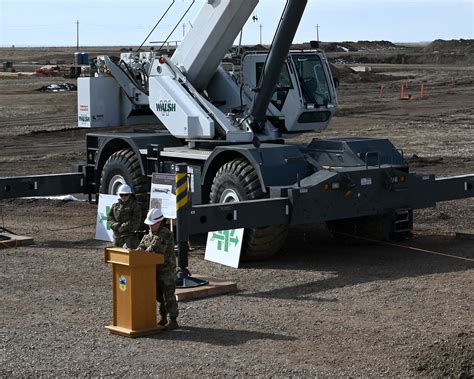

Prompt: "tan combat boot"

[166,317,179,330]
[158,312,168,327]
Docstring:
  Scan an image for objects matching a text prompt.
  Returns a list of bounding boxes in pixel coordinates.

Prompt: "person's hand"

[136,246,145,251]
[145,247,153,252]
[118,224,125,233]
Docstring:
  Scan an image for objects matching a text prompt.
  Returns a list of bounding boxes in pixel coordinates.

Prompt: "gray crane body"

[1,0,473,261]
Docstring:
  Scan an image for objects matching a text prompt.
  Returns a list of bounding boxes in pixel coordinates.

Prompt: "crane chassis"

[1,0,473,261]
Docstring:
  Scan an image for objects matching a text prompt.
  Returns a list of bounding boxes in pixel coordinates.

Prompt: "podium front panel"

[113,265,132,329]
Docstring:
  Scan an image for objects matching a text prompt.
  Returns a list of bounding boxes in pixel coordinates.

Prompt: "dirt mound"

[412,331,473,378]
[330,64,355,80]
[291,41,397,53]
[330,64,394,83]
[315,40,400,53]
[424,39,474,54]
[229,44,269,54]
[353,40,398,51]
[323,43,358,53]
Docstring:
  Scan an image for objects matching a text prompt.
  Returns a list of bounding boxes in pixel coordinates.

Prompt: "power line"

[1,24,72,29]
[1,22,148,31]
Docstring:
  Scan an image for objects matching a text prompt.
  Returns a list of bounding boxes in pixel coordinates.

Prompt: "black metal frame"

[182,170,474,237]
[0,172,85,200]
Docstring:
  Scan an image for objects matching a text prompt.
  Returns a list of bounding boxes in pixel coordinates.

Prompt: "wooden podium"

[104,247,164,337]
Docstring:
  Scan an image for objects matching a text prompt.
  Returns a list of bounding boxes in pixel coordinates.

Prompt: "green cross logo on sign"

[211,230,240,253]
[99,205,112,230]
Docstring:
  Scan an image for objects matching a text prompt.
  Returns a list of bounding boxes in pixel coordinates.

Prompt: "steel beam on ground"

[0,173,85,199]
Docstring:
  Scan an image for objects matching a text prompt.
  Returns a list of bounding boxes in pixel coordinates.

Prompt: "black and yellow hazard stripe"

[176,172,189,211]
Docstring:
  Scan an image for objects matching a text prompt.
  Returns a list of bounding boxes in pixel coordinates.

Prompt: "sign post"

[175,163,208,288]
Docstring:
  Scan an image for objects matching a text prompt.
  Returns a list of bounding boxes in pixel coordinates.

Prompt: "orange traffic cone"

[379,84,385,98]
[420,83,428,99]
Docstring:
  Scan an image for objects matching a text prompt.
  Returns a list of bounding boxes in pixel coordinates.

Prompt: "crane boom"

[171,0,258,90]
[250,0,307,126]
[79,0,338,138]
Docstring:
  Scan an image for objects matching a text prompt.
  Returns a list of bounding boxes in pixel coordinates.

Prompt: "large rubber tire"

[99,148,148,220]
[209,157,288,261]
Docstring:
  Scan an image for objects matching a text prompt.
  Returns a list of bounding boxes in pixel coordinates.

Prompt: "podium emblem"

[119,275,127,291]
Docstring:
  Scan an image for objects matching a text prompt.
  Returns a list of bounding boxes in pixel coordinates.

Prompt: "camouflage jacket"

[107,197,142,237]
[138,226,176,275]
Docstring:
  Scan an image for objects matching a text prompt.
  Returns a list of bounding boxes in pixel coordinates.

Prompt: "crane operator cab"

[238,50,338,134]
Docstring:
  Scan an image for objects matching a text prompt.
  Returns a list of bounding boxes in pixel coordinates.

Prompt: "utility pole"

[259,24,263,45]
[315,24,320,42]
[76,20,79,50]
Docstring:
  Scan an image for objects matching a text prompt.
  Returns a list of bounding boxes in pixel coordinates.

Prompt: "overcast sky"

[0,0,473,47]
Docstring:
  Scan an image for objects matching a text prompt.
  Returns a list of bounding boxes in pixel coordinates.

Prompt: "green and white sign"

[204,228,244,268]
[95,194,119,242]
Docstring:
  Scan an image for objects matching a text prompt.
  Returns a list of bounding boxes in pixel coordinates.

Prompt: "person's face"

[120,194,130,203]
[150,221,161,232]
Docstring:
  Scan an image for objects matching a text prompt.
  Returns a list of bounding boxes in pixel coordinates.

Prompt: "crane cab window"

[291,54,331,107]
[256,62,293,111]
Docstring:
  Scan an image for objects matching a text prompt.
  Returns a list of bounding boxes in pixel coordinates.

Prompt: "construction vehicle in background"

[2,62,15,73]
[35,64,61,77]
[1,0,473,262]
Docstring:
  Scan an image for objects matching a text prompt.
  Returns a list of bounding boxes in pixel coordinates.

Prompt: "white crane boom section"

[171,0,258,90]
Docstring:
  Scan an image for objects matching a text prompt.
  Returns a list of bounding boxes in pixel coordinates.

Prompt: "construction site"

[1,0,473,376]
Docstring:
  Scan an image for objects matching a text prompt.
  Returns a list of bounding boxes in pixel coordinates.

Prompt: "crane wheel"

[209,157,288,261]
[99,148,148,220]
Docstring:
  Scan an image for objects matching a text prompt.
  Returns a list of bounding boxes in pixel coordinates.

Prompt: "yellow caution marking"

[176,182,188,197]
[176,173,187,183]
[176,195,189,210]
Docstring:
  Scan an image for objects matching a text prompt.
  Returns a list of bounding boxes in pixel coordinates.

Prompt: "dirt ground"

[1,46,473,377]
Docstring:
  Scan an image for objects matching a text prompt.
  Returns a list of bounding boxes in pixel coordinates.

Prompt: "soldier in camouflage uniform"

[107,184,142,249]
[137,208,179,330]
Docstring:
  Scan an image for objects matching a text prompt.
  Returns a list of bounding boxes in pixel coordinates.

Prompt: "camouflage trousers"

[156,270,178,318]
[114,234,140,250]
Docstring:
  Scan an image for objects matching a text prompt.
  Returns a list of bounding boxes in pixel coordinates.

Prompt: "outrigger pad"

[0,233,34,248]
[176,276,238,301]
[0,234,12,241]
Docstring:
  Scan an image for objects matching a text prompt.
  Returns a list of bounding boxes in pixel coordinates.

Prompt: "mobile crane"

[1,0,473,262]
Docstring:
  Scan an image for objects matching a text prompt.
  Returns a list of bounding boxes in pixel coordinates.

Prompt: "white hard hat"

[117,184,133,195]
[145,208,164,225]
